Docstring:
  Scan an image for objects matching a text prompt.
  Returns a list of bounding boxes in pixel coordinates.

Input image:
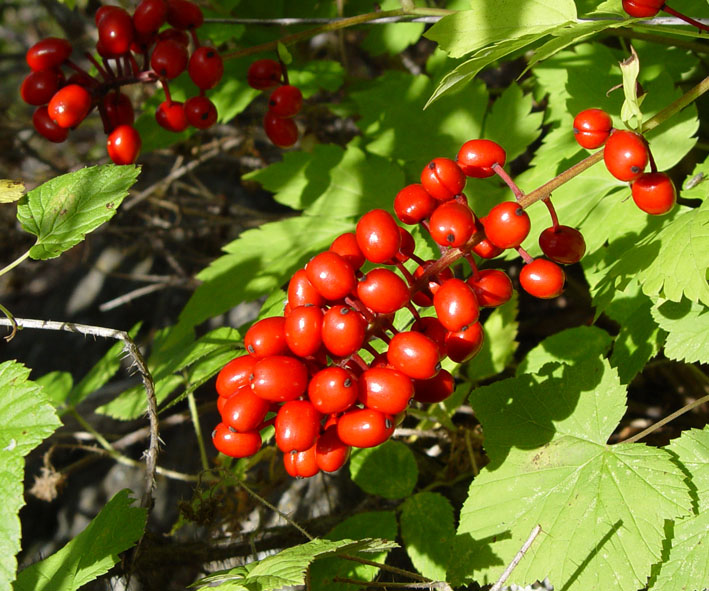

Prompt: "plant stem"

[0,303,18,341]
[0,249,31,278]
[188,391,210,472]
[620,393,709,444]
[489,524,542,591]
[338,554,431,583]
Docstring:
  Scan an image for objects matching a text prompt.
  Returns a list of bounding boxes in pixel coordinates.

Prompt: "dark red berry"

[133,0,168,34]
[156,100,189,132]
[188,46,224,90]
[316,425,350,472]
[413,369,455,404]
[268,85,303,118]
[20,70,62,106]
[26,38,72,72]
[467,269,513,307]
[151,39,188,79]
[32,106,68,143]
[263,112,298,147]
[185,96,218,129]
[106,125,141,165]
[102,92,135,131]
[538,225,586,264]
[622,0,663,17]
[166,0,204,29]
[97,7,134,56]
[247,59,283,90]
[445,322,484,363]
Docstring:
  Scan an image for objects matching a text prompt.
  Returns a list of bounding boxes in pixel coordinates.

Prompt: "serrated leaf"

[16,165,139,260]
[287,60,345,97]
[309,512,398,591]
[0,361,61,591]
[14,489,146,591]
[35,371,73,408]
[666,426,709,512]
[349,440,417,499]
[681,155,709,202]
[456,358,691,590]
[400,492,455,580]
[484,84,543,162]
[425,0,576,59]
[0,180,24,204]
[650,298,709,364]
[360,0,424,56]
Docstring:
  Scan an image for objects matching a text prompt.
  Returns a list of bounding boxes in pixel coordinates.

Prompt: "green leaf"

[456,358,691,590]
[309,512,398,591]
[196,538,397,590]
[680,155,709,202]
[651,298,709,364]
[399,492,455,580]
[14,490,145,591]
[35,371,73,408]
[666,425,709,513]
[360,0,424,56]
[16,165,140,260]
[0,361,61,591]
[276,41,292,65]
[349,440,418,499]
[619,45,644,130]
[636,201,709,306]
[425,0,576,58]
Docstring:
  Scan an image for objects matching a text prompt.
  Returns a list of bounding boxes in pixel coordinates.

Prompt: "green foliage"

[349,440,418,499]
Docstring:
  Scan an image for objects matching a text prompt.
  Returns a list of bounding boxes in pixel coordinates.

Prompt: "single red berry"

[166,0,204,29]
[284,305,323,358]
[308,366,358,414]
[472,217,504,259]
[483,202,531,249]
[358,366,414,415]
[321,306,366,358]
[95,5,124,25]
[603,130,649,182]
[151,39,189,79]
[411,316,448,359]
[356,209,401,264]
[97,7,134,56]
[185,95,218,129]
[433,278,480,332]
[106,125,141,165]
[413,369,455,404]
[330,232,365,270]
[394,183,437,225]
[467,268,513,307]
[394,226,416,263]
[212,423,262,458]
[316,425,350,472]
[250,355,309,402]
[219,385,270,432]
[284,445,320,478]
[244,316,288,359]
[26,37,72,72]
[573,108,613,150]
[305,251,356,301]
[421,157,466,201]
[216,355,257,398]
[102,92,135,131]
[387,331,441,380]
[357,268,409,314]
[263,112,298,147]
[158,27,189,46]
[188,46,224,90]
[457,139,506,178]
[411,261,454,307]
[538,225,586,264]
[156,100,189,132]
[268,85,303,118]
[622,0,664,17]
[337,408,394,448]
[445,322,484,363]
[630,172,677,215]
[520,259,566,299]
[275,400,322,453]
[429,200,475,248]
[288,268,325,309]
[133,0,167,34]
[32,106,68,143]
[20,69,62,106]
[247,59,283,90]
[48,84,92,128]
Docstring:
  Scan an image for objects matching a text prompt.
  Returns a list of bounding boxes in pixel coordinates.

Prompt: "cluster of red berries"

[20,0,223,165]
[212,138,587,477]
[573,108,677,215]
[622,0,709,31]
[246,58,303,149]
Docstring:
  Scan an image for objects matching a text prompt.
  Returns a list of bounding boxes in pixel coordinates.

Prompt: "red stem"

[492,162,525,201]
[516,246,534,265]
[542,197,560,230]
[661,4,709,32]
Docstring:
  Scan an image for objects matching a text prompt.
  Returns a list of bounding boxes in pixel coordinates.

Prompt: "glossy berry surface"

[133,0,168,34]
[275,400,321,453]
[603,130,648,182]
[520,259,566,299]
[106,125,141,165]
[212,423,262,458]
[631,172,677,215]
[102,92,135,131]
[316,425,350,472]
[268,85,303,118]
[429,201,475,248]
[357,268,409,314]
[539,225,587,264]
[244,316,287,358]
[247,59,283,89]
[250,355,308,402]
[166,0,204,29]
[288,268,325,308]
[358,367,414,415]
[445,322,485,363]
[356,209,401,264]
[387,331,441,380]
[394,183,437,225]
[467,269,513,308]
[483,201,531,249]
[185,96,218,129]
[308,366,358,414]
[188,47,224,90]
[321,306,366,358]
[457,139,506,178]
[622,0,664,17]
[433,278,480,332]
[305,251,356,301]
[284,305,323,358]
[573,108,613,149]
[97,7,134,56]
[263,112,298,147]
[413,369,455,404]
[20,70,62,106]
[421,157,466,201]
[26,37,72,71]
[156,100,189,132]
[330,233,365,270]
[151,39,189,79]
[337,408,394,448]
[216,355,257,398]
[33,106,68,143]
[48,84,92,128]
[219,386,270,432]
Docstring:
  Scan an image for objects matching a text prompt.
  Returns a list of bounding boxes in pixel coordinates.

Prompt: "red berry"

[212,423,262,458]
[284,305,323,358]
[188,46,224,90]
[330,232,365,270]
[394,183,437,225]
[151,39,189,79]
[263,112,298,147]
[421,157,466,201]
[219,385,270,432]
[573,108,613,150]
[538,225,586,264]
[102,92,135,131]
[106,125,141,165]
[387,331,441,380]
[457,139,506,178]
[32,106,68,143]
[133,0,167,34]
[166,0,204,29]
[284,445,320,478]
[268,85,303,118]
[48,84,92,128]
[316,425,350,472]
[216,355,257,398]
[519,259,565,299]
[483,201,531,249]
[244,316,288,359]
[411,260,454,307]
[445,322,484,363]
[411,316,448,359]
[622,0,664,17]
[631,172,677,215]
[467,269,513,307]
[20,70,62,106]
[156,100,189,132]
[305,251,356,301]
[308,366,358,414]
[433,278,480,332]
[413,369,455,404]
[337,408,394,448]
[26,37,72,72]
[356,209,401,264]
[603,130,648,182]
[288,268,325,309]
[321,306,366,358]
[158,27,189,46]
[250,355,308,402]
[472,217,504,259]
[358,367,414,415]
[97,7,134,56]
[185,95,218,129]
[429,201,475,248]
[275,400,321,453]
[357,268,409,314]
[247,59,283,90]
